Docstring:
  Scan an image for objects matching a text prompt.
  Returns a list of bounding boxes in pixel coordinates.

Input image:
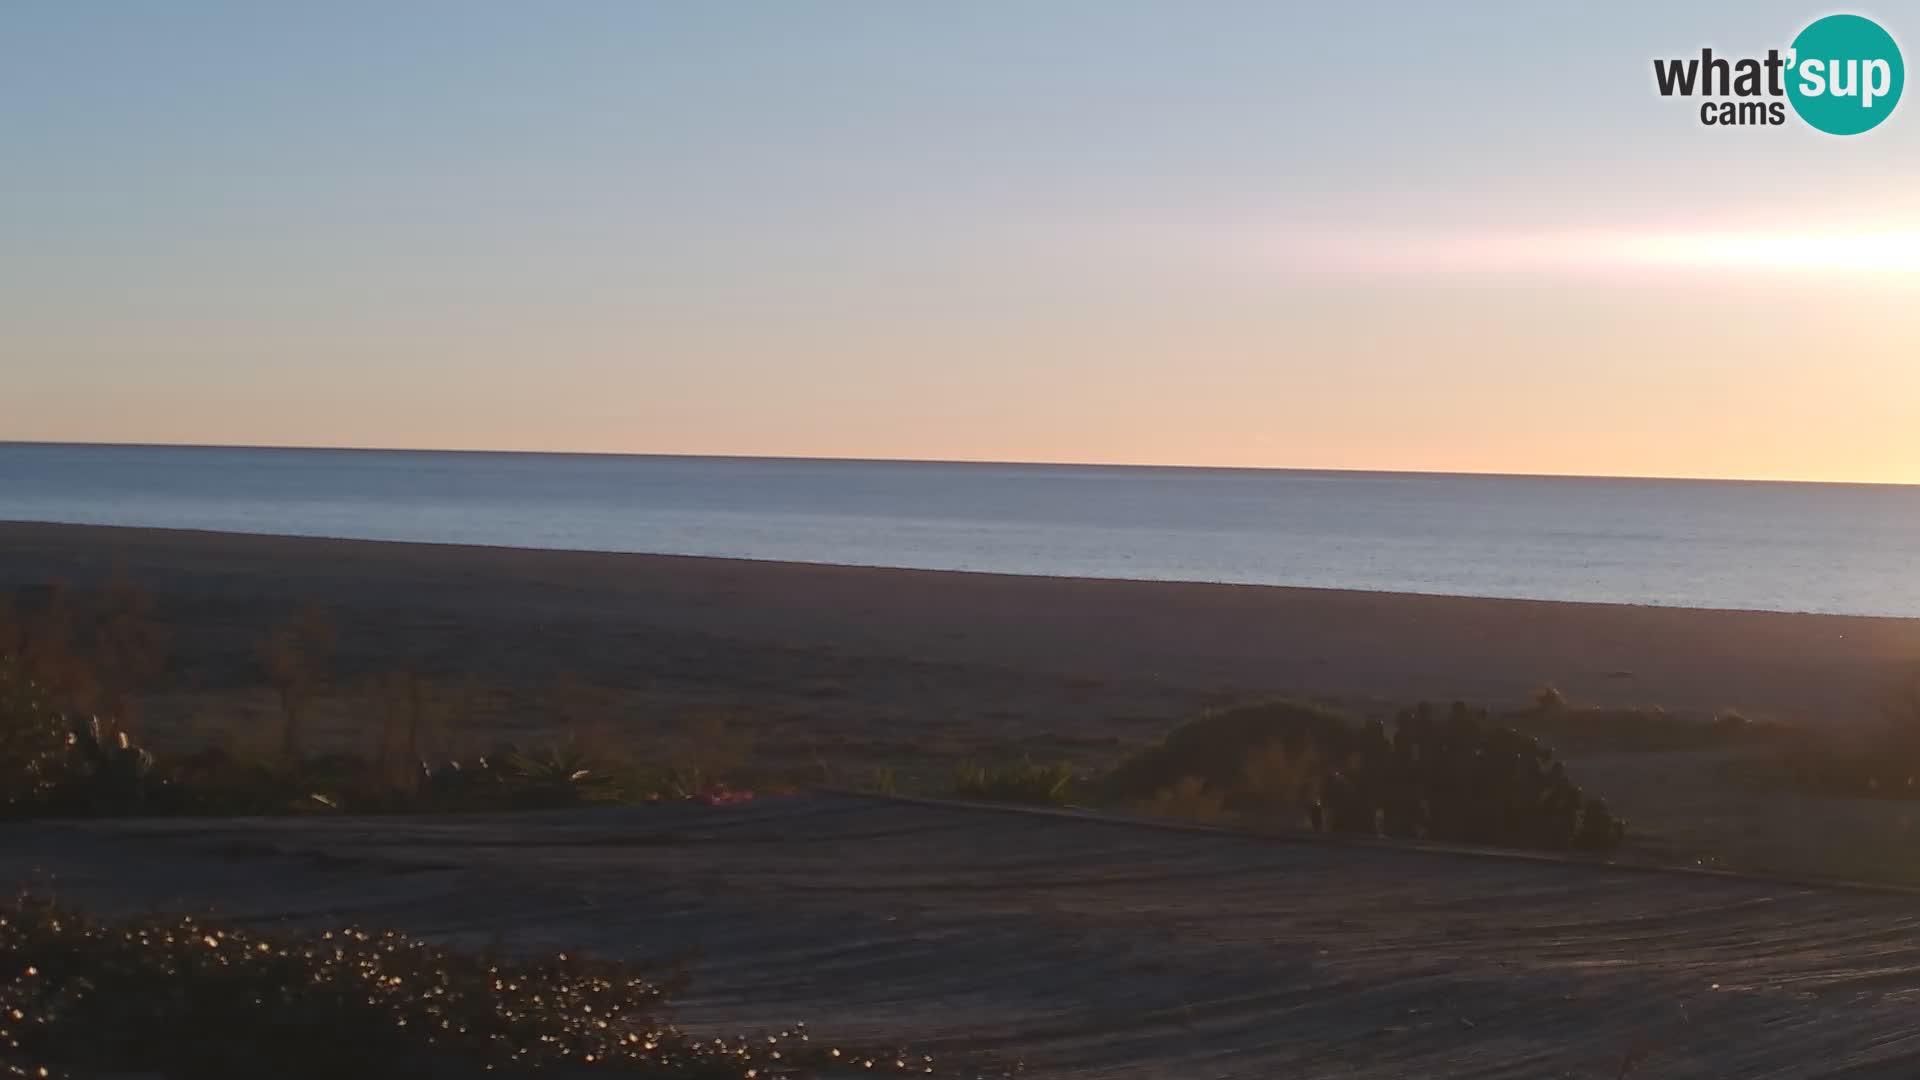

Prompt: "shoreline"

[1,521,1915,752]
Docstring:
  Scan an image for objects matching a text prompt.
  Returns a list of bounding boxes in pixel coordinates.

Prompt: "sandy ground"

[9,524,1920,1074]
[8,793,1920,1078]
[1,522,1916,770]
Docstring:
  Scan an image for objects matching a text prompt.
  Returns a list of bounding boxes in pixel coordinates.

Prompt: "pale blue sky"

[5,2,1918,481]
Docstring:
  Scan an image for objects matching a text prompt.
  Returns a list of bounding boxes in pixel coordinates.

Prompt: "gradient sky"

[5,2,1918,482]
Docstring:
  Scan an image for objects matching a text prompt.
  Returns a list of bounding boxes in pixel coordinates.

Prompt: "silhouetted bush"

[1099,700,1354,807]
[1105,700,1625,851]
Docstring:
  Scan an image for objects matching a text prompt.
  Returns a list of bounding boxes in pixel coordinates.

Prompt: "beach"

[10,524,1920,1072]
[12,792,1920,1078]
[1,520,1914,766]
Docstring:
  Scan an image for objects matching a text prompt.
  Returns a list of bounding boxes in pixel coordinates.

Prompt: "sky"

[4,2,1918,483]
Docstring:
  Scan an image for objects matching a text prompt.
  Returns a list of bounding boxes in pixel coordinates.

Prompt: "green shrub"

[1098,700,1353,809]
[1105,700,1625,851]
[0,898,935,1078]
[1384,702,1623,850]
[496,739,623,808]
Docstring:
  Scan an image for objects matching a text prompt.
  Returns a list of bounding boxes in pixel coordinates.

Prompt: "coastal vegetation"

[1103,700,1627,851]
[949,759,1077,805]
[0,655,768,818]
[9,579,1920,873]
[0,585,778,815]
[3,625,1627,851]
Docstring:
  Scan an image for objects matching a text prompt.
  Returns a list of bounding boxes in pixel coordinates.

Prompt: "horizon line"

[4,439,1915,490]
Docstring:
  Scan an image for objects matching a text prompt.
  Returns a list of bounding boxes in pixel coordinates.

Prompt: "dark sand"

[11,793,1920,1078]
[2,521,1916,763]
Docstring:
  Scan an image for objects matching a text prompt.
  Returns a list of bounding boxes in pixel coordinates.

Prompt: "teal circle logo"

[1787,14,1904,134]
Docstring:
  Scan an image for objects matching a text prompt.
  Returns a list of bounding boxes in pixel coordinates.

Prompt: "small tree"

[264,606,334,762]
[87,580,167,736]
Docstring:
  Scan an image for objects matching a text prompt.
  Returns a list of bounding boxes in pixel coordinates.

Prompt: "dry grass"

[1235,738,1322,827]
[0,583,166,735]
[363,671,479,799]
[950,760,1077,805]
[1136,775,1229,821]
[667,712,753,794]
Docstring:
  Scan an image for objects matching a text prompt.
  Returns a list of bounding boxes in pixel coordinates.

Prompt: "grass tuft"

[950,760,1077,805]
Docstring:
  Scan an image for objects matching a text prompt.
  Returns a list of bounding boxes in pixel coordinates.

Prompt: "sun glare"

[1282,223,1920,281]
[1609,229,1920,274]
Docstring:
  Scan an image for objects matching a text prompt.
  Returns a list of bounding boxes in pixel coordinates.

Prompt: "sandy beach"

[1,521,1915,765]
[8,523,1920,1073]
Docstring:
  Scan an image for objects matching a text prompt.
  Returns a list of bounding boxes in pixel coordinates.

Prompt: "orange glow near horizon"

[8,5,1920,488]
[19,216,1918,487]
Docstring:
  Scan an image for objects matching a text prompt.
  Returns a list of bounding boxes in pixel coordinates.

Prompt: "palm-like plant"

[498,740,619,807]
[67,714,157,814]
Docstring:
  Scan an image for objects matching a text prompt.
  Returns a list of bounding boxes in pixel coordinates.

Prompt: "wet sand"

[0,521,1916,761]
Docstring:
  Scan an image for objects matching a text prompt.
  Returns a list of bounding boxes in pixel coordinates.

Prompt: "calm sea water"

[1,443,1915,617]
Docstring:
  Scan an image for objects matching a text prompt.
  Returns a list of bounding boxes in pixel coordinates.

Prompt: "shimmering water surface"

[2,443,1915,616]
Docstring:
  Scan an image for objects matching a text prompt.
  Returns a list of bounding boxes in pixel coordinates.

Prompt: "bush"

[1099,700,1354,809]
[1134,775,1229,822]
[1105,700,1625,851]
[0,694,748,820]
[1,660,188,819]
[0,898,935,1078]
[0,660,72,816]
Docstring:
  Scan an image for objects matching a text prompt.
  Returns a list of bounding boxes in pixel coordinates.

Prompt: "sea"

[0,442,1915,618]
